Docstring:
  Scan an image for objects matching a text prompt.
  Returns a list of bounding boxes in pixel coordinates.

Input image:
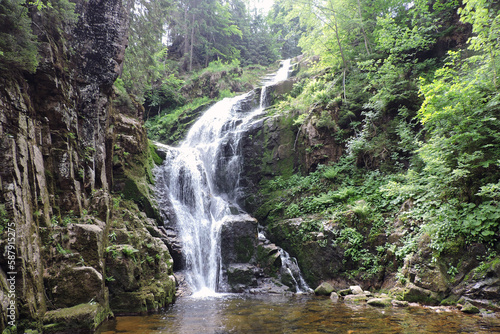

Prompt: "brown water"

[97,294,500,334]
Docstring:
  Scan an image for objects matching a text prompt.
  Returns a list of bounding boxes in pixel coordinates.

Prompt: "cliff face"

[0,1,175,331]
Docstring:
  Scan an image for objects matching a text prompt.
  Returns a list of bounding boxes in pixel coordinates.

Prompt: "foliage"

[0,0,39,72]
[0,0,78,73]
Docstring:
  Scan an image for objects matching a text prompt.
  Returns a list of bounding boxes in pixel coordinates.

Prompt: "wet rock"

[338,288,352,296]
[227,264,259,292]
[314,282,334,296]
[256,243,282,275]
[330,292,339,303]
[220,214,258,265]
[68,224,104,271]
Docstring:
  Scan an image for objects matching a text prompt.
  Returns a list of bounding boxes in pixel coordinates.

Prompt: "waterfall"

[155,60,294,296]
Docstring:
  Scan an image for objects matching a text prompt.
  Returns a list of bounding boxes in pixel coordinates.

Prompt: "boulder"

[402,283,441,305]
[350,285,364,295]
[47,266,104,309]
[367,298,393,307]
[220,214,258,265]
[315,282,334,296]
[227,264,259,292]
[344,294,368,303]
[461,302,480,314]
[68,224,104,271]
[392,300,409,307]
[43,303,111,332]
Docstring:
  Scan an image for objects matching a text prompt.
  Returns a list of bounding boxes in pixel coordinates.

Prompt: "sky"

[249,0,275,14]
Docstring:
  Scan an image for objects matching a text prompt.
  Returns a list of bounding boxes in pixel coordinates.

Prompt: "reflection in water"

[98,294,500,334]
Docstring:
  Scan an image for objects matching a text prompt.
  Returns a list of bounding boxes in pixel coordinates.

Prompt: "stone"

[367,298,393,307]
[392,300,409,307]
[220,214,258,265]
[402,283,441,305]
[68,224,104,271]
[43,303,111,332]
[330,292,339,303]
[461,302,480,314]
[227,264,259,292]
[47,266,104,309]
[315,282,334,296]
[338,288,352,296]
[344,294,368,303]
[350,285,364,295]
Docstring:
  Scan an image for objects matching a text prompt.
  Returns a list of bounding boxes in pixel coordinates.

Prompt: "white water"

[156,60,295,295]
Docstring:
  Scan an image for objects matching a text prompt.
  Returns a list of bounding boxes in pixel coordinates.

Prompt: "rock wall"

[0,1,175,332]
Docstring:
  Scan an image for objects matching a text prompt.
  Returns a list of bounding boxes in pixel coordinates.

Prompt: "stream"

[97,294,500,333]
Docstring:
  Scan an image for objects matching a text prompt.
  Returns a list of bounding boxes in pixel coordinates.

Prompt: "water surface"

[97,294,500,333]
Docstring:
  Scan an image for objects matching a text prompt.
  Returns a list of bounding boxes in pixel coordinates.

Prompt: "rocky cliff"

[0,1,175,332]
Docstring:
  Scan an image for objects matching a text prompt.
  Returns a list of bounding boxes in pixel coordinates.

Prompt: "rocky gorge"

[1,0,500,333]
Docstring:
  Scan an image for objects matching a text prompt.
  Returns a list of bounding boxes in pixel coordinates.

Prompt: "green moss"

[43,303,111,332]
[234,236,255,263]
[148,141,164,166]
[440,295,460,306]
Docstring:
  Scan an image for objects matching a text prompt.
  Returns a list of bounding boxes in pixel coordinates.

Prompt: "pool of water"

[97,294,500,333]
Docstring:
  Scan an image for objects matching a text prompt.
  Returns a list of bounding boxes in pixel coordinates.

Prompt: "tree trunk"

[189,13,195,72]
[357,0,371,55]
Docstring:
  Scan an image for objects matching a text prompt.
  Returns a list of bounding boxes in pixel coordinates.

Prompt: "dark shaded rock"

[338,288,352,296]
[47,266,104,309]
[256,243,282,276]
[68,224,104,271]
[227,264,259,292]
[220,214,258,265]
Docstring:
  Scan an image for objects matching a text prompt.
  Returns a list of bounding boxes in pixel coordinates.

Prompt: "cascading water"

[155,59,305,296]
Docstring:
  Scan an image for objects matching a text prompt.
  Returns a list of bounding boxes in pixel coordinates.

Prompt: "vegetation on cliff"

[249,0,500,304]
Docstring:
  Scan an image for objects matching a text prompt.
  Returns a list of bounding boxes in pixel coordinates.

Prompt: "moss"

[121,178,160,222]
[43,303,111,332]
[440,295,460,306]
[148,141,164,165]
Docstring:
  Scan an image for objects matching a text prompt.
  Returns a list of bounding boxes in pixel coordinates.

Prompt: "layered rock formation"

[0,1,175,332]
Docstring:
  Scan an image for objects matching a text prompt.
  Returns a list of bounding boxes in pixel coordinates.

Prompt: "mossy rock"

[402,283,441,305]
[461,302,480,314]
[367,298,392,307]
[314,282,334,296]
[43,303,111,332]
[344,294,368,303]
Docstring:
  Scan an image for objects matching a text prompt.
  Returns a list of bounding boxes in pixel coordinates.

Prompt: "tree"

[0,0,39,72]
